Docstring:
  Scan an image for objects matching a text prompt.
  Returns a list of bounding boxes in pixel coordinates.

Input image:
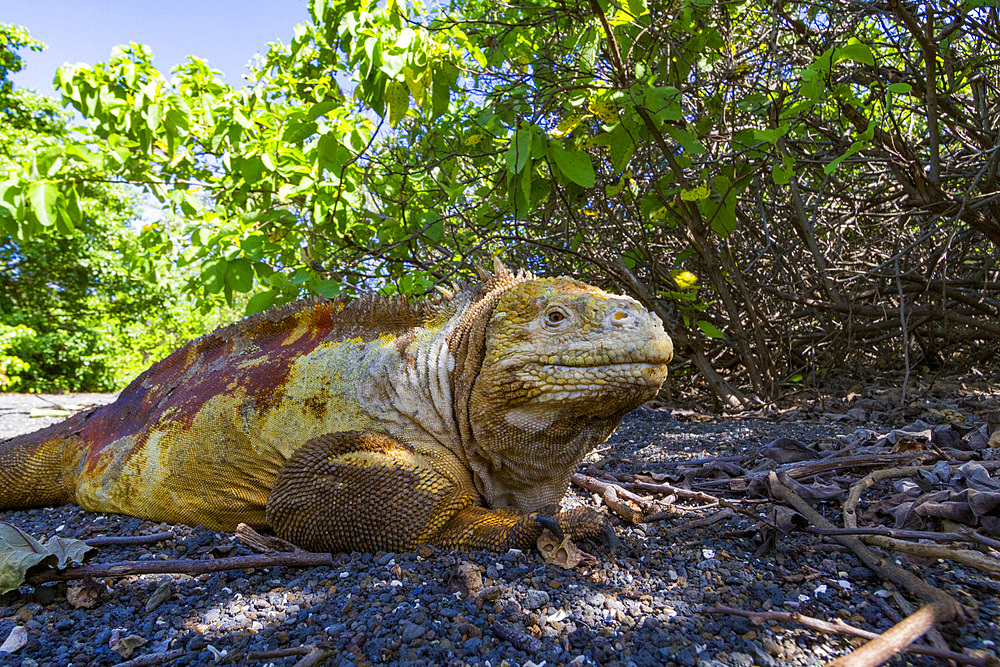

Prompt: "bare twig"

[843,465,935,529]
[243,646,319,661]
[84,531,175,547]
[234,523,303,553]
[854,534,1000,578]
[292,648,335,667]
[27,551,334,584]
[662,509,735,534]
[828,602,959,667]
[115,649,186,667]
[767,472,967,619]
[572,473,649,523]
[807,525,999,547]
[704,605,989,666]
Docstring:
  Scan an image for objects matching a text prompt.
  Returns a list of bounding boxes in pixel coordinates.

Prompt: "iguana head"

[456,267,673,515]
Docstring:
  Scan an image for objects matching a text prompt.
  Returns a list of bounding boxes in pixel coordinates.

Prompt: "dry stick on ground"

[234,523,303,553]
[828,602,964,667]
[767,472,967,619]
[626,479,729,504]
[27,551,334,584]
[291,648,335,667]
[852,535,1000,577]
[807,525,992,545]
[662,509,735,534]
[843,465,935,530]
[115,649,186,667]
[841,465,1000,576]
[84,531,175,547]
[704,606,991,667]
[755,453,935,482]
[770,474,969,666]
[243,646,321,661]
[571,473,650,523]
[625,479,763,522]
[887,586,954,661]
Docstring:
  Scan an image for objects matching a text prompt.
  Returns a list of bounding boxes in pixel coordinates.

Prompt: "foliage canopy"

[2,1,998,403]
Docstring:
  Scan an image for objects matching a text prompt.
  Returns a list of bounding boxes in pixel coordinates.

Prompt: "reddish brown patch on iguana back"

[75,296,442,474]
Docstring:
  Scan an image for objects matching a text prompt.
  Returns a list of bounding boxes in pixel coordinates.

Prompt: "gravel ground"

[0,393,998,666]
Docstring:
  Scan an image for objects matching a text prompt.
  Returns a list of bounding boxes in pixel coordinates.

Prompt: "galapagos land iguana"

[0,261,673,552]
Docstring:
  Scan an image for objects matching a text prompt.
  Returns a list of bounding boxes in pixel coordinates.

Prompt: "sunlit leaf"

[680,184,710,201]
[547,142,595,188]
[697,320,724,338]
[28,182,58,227]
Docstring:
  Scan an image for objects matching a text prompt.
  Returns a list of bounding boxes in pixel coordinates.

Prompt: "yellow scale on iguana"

[0,260,672,553]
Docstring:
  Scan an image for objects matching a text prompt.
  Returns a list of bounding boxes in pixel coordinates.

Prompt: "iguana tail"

[0,412,88,510]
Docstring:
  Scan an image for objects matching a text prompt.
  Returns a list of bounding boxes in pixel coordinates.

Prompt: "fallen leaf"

[892,437,927,453]
[111,634,146,659]
[145,581,172,612]
[0,523,93,594]
[448,562,482,596]
[0,626,26,653]
[66,583,100,609]
[206,644,228,662]
[28,408,71,418]
[536,530,596,570]
[758,437,819,464]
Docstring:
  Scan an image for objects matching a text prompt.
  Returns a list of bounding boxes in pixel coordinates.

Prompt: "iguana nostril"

[613,311,629,325]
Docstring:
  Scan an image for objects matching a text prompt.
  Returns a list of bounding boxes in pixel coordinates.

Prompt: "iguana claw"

[536,515,564,542]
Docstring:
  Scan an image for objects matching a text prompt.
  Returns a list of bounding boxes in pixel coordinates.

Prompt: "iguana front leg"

[265,431,604,552]
[431,504,606,550]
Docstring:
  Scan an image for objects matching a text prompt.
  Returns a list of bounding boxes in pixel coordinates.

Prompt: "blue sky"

[5,0,310,95]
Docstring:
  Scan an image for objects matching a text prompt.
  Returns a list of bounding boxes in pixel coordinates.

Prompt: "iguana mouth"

[530,338,674,370]
[527,360,670,391]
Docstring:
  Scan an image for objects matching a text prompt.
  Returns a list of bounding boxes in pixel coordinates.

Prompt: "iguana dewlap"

[0,262,672,552]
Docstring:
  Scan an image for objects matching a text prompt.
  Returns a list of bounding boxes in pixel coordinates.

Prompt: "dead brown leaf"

[892,437,927,454]
[111,634,146,659]
[66,583,100,609]
[536,530,596,570]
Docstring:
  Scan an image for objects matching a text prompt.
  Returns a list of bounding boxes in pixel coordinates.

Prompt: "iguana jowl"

[0,262,672,552]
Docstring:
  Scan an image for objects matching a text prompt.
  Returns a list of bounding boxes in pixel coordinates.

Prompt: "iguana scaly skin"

[0,262,672,552]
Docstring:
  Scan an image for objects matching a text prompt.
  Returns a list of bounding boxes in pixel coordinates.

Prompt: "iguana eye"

[545,309,567,326]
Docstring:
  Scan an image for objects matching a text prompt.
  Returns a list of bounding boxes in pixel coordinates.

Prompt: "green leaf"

[834,42,875,66]
[281,119,318,144]
[29,408,72,418]
[511,127,533,174]
[224,258,254,293]
[751,127,788,144]
[245,290,277,315]
[431,66,451,119]
[772,159,795,185]
[0,523,93,594]
[609,128,635,171]
[645,85,682,121]
[28,182,58,227]
[313,279,342,298]
[697,320,724,338]
[680,184,710,201]
[824,140,864,174]
[547,142,595,188]
[146,103,161,131]
[887,82,912,95]
[200,258,227,294]
[386,80,409,128]
[665,125,705,155]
